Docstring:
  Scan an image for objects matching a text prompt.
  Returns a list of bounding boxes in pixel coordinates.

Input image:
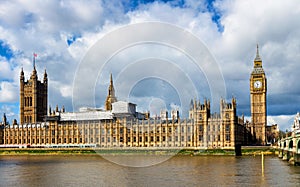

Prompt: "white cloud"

[0,81,18,102]
[0,59,13,79]
[0,0,299,130]
[267,115,295,131]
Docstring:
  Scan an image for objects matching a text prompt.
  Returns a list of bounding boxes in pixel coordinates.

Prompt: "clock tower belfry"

[250,45,267,145]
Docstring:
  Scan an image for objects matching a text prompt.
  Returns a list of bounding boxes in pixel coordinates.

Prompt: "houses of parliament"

[0,47,274,149]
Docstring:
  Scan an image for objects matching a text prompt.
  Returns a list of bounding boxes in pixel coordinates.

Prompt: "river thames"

[0,155,299,187]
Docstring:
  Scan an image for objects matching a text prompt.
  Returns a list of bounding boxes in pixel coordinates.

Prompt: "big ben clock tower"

[250,45,267,145]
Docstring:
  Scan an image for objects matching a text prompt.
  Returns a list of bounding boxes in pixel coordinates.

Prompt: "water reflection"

[0,155,299,187]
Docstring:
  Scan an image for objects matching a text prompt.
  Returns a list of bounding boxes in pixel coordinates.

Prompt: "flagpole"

[33,53,37,69]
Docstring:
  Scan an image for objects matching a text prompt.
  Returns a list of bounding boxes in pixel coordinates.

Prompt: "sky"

[0,0,299,131]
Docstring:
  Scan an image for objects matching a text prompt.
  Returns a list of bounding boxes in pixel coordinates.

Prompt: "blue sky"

[0,0,299,130]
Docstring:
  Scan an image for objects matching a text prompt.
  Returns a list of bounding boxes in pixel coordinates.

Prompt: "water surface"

[0,155,299,187]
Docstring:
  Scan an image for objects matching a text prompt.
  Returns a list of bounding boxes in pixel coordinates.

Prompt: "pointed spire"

[190,99,194,110]
[43,69,48,83]
[3,113,7,125]
[255,44,262,62]
[31,53,37,77]
[110,73,113,85]
[49,105,52,115]
[109,73,115,95]
[20,67,24,82]
[105,73,117,110]
[20,67,24,76]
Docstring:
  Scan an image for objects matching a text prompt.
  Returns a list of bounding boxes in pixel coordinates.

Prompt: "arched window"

[289,140,293,149]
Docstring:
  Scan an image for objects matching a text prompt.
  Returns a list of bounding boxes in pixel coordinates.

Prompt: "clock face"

[254,80,262,88]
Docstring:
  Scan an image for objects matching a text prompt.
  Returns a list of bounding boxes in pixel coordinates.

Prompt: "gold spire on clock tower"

[250,44,267,145]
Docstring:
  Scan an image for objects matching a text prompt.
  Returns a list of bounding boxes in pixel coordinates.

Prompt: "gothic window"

[226,125,230,132]
[198,135,203,141]
[225,113,229,119]
[226,134,230,141]
[199,114,202,120]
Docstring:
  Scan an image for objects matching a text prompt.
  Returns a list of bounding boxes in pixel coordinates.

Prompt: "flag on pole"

[33,53,37,69]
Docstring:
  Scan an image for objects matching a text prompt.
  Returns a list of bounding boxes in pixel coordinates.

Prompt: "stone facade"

[1,98,245,149]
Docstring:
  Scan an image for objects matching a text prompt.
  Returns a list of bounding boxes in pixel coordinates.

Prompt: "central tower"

[105,74,117,110]
[250,45,267,145]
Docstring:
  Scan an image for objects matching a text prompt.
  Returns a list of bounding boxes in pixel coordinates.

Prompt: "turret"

[49,105,52,115]
[190,99,194,110]
[43,69,48,84]
[2,113,7,125]
[20,68,25,124]
[20,68,24,82]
